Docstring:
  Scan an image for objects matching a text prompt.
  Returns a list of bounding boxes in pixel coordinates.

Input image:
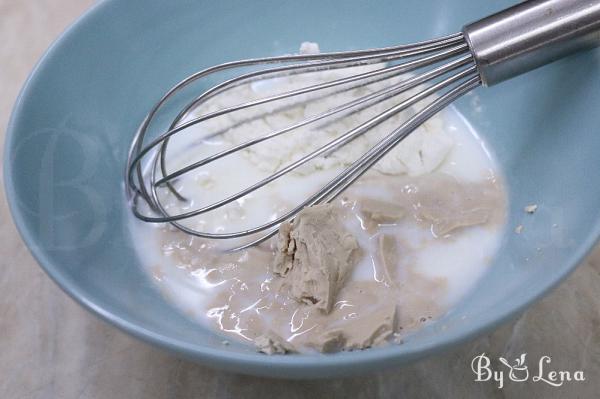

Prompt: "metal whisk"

[126,0,600,250]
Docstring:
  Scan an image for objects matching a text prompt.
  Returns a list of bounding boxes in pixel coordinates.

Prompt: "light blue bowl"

[5,0,600,378]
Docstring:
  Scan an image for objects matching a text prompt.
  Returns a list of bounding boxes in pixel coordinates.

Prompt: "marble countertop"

[1,1,599,398]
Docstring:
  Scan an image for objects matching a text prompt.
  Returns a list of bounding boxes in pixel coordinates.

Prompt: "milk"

[128,66,507,348]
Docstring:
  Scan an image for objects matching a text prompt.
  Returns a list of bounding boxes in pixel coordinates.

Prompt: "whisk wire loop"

[126,33,479,249]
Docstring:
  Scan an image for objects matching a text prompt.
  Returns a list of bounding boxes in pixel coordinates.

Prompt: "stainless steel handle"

[463,0,600,86]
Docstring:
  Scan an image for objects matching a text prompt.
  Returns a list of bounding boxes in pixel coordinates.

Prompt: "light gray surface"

[1,1,599,398]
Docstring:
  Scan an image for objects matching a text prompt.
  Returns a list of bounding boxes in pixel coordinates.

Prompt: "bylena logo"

[471,353,585,389]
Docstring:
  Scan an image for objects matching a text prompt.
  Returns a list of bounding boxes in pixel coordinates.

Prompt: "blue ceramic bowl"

[5,0,600,378]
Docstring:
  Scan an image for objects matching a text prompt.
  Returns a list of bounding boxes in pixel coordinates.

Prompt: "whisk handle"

[463,0,600,86]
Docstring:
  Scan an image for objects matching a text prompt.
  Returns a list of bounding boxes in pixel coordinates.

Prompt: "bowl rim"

[4,0,600,377]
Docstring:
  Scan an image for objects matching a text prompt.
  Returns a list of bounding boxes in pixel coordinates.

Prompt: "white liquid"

[131,106,504,320]
[129,63,507,350]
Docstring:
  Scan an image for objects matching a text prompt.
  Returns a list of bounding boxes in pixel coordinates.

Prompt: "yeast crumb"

[524,204,538,214]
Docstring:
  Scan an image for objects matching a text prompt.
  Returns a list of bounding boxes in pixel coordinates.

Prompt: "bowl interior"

[6,0,600,378]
